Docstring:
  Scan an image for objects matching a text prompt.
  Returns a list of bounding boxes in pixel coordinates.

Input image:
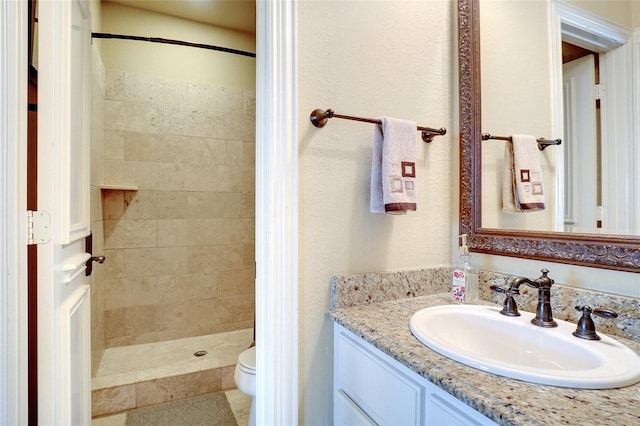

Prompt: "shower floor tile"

[91,328,253,419]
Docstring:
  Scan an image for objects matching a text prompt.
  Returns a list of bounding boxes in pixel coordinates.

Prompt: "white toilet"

[234,346,256,426]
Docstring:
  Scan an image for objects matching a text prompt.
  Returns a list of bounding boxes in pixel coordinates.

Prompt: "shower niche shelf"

[99,184,139,191]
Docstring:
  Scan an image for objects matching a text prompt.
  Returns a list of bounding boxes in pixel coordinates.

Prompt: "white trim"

[549,1,565,231]
[0,0,29,424]
[255,0,299,425]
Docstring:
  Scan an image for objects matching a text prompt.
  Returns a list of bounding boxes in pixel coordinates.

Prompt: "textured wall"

[297,1,455,423]
[100,69,255,348]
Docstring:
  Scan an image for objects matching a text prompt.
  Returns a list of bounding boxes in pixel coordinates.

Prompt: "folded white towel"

[370,117,417,214]
[503,134,545,212]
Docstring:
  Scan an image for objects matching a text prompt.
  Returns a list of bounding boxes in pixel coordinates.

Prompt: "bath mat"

[125,392,237,426]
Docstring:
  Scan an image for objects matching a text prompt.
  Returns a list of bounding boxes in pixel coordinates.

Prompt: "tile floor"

[91,329,253,424]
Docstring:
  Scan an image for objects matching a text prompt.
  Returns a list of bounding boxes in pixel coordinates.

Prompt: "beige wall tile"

[91,384,136,417]
[184,164,218,192]
[105,308,125,339]
[122,101,159,134]
[105,100,125,131]
[156,191,188,219]
[188,83,242,114]
[217,165,250,192]
[122,190,158,219]
[243,90,256,116]
[216,219,254,245]
[105,69,125,101]
[157,219,191,247]
[187,219,218,246]
[158,162,185,191]
[187,245,245,274]
[103,249,125,279]
[158,273,217,304]
[104,159,158,190]
[104,219,157,249]
[220,365,236,390]
[123,247,188,277]
[157,299,218,332]
[125,73,188,108]
[124,304,158,336]
[243,141,255,167]
[135,369,220,407]
[106,332,159,349]
[217,269,255,297]
[215,295,254,324]
[105,277,159,309]
[124,132,190,163]
[104,129,124,160]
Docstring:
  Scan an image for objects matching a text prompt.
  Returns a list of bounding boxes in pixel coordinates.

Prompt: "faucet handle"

[572,305,618,340]
[490,285,520,317]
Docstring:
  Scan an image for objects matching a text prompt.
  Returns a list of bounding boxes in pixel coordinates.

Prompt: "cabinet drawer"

[335,327,424,425]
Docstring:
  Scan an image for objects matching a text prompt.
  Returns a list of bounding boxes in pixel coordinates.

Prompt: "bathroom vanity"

[329,292,640,425]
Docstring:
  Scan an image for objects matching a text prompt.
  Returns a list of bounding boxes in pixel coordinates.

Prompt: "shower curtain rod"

[92,32,256,58]
[482,133,562,151]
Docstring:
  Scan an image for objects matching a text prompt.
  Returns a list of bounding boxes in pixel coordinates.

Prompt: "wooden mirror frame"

[458,0,640,273]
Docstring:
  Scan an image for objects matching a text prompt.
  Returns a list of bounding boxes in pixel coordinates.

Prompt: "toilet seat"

[237,346,256,375]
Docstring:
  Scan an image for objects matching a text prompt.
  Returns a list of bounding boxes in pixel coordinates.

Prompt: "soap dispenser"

[452,234,479,303]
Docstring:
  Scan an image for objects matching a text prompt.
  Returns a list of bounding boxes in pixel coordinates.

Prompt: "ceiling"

[106,0,256,34]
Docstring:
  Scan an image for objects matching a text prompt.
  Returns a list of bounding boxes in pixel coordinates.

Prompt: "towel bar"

[310,108,446,143]
[482,133,562,151]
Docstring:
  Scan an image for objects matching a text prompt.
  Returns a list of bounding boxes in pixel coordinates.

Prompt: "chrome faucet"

[492,269,558,328]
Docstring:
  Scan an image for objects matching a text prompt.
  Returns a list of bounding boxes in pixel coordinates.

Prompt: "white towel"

[503,134,545,212]
[370,117,417,214]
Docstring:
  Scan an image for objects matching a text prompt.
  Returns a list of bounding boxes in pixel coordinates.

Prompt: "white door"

[37,0,92,424]
[562,55,598,232]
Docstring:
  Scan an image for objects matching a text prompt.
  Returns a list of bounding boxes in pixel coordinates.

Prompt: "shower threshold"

[91,328,253,418]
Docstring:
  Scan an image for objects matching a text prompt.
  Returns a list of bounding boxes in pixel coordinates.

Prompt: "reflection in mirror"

[479,0,639,236]
[458,0,640,272]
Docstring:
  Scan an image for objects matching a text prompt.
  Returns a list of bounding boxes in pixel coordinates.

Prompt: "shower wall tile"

[103,249,125,279]
[105,276,159,309]
[187,219,218,246]
[187,245,245,273]
[104,219,158,249]
[102,69,255,348]
[104,129,125,160]
[124,305,159,336]
[217,219,254,245]
[105,69,125,101]
[217,165,253,193]
[104,159,159,189]
[125,73,188,108]
[243,142,255,167]
[157,219,191,247]
[188,83,242,114]
[124,132,190,163]
[217,269,255,297]
[105,308,125,339]
[158,273,218,303]
[243,91,256,116]
[184,164,218,191]
[91,383,136,417]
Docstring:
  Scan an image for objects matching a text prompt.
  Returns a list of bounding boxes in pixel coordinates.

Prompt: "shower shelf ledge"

[99,184,139,191]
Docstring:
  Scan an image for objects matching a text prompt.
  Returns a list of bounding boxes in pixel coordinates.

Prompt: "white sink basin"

[409,304,640,389]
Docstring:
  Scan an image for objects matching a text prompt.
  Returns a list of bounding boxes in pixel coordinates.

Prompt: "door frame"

[0,0,29,424]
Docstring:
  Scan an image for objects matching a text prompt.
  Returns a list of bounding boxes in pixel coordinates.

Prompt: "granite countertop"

[328,293,640,426]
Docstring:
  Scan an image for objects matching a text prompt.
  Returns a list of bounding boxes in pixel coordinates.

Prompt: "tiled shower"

[100,69,255,348]
[88,41,255,417]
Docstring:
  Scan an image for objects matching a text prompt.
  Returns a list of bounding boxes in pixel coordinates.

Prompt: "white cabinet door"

[37,0,92,424]
[334,324,498,426]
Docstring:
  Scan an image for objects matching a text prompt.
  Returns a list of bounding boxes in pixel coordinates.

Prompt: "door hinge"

[594,83,602,101]
[27,210,51,245]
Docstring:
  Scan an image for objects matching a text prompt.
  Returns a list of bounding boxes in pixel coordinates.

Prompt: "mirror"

[458,0,640,272]
[478,0,638,236]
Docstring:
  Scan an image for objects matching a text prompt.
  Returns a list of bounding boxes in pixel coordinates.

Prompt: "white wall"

[298,1,454,422]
